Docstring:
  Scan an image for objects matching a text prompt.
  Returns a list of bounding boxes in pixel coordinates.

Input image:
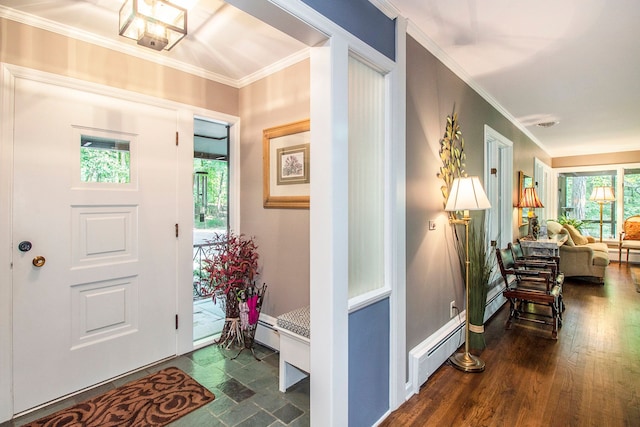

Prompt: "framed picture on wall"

[263,119,310,208]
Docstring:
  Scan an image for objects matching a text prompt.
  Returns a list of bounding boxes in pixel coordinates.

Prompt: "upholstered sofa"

[546,220,610,283]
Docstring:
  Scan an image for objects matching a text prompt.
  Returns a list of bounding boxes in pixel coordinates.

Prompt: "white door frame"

[0,63,239,421]
[484,125,514,251]
[534,157,554,224]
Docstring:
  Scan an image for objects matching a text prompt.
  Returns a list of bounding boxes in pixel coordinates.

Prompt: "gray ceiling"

[2,0,638,158]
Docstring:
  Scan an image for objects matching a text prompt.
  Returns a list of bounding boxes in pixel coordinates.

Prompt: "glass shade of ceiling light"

[119,0,187,51]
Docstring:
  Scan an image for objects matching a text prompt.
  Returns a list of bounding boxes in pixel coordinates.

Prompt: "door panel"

[12,78,177,412]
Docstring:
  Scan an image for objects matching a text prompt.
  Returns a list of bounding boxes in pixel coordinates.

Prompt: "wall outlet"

[450,300,456,318]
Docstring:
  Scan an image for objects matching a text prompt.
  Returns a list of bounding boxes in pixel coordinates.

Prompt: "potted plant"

[555,214,585,232]
[454,215,494,350]
[203,231,264,349]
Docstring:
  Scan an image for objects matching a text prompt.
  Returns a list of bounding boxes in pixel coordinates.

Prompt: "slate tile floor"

[6,344,310,427]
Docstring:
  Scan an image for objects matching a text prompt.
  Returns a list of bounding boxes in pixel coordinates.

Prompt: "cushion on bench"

[277,306,310,339]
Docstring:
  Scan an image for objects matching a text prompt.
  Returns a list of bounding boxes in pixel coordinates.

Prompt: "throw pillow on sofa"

[557,234,569,245]
[547,220,564,237]
[623,221,640,240]
[560,229,575,246]
[564,224,589,246]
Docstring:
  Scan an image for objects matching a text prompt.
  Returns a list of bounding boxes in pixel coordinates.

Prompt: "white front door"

[12,78,178,413]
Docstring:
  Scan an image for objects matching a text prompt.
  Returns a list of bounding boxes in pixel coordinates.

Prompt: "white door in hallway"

[12,78,178,413]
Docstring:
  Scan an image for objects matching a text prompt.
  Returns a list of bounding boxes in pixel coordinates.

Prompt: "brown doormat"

[632,267,640,293]
[24,367,215,427]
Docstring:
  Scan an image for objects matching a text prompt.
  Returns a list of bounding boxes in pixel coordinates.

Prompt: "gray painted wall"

[405,35,551,362]
[239,59,311,317]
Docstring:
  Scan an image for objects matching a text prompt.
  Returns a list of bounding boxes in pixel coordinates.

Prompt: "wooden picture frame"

[263,119,310,209]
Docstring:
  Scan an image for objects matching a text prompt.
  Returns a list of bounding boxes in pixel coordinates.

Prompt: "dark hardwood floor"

[382,263,640,427]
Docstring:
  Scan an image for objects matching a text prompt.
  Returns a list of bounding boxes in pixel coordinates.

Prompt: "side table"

[519,237,562,258]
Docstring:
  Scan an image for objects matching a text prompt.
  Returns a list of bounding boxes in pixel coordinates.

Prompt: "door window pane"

[80,135,130,183]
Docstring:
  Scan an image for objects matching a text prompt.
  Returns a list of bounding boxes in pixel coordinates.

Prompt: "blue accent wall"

[348,298,390,427]
[301,0,396,61]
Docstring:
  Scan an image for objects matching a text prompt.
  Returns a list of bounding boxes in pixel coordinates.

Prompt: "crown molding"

[405,20,549,156]
[368,0,400,19]
[0,5,309,89]
[0,6,240,87]
[238,48,310,87]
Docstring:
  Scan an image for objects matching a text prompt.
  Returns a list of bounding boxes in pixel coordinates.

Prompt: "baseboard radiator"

[254,313,280,351]
[407,283,506,398]
[257,285,507,400]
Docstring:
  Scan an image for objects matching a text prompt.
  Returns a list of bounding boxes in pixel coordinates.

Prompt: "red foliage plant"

[204,231,259,295]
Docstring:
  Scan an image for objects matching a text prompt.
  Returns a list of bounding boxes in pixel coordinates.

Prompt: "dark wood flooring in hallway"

[382,263,640,427]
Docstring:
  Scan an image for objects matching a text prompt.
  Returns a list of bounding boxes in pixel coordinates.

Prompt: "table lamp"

[518,187,544,239]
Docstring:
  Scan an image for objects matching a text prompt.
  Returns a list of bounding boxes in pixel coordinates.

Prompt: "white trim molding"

[406,21,550,158]
[0,5,310,89]
[407,284,505,398]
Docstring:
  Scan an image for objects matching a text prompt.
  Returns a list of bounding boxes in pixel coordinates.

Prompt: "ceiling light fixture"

[119,0,187,51]
[536,121,558,128]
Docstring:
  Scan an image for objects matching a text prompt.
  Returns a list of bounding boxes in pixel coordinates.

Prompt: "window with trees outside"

[557,167,640,240]
[80,135,130,183]
[623,168,640,220]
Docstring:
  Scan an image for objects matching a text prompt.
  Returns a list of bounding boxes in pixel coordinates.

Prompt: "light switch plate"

[428,220,436,230]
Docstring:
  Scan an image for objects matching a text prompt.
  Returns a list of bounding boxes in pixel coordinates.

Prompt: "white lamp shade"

[445,176,491,212]
[589,186,615,203]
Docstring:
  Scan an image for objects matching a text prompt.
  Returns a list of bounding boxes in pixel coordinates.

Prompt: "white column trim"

[309,38,350,426]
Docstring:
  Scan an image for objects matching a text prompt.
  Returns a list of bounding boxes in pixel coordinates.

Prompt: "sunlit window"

[80,135,130,183]
[557,171,616,238]
[623,168,640,219]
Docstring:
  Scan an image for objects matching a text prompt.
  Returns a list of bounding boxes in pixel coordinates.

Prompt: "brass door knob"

[32,256,46,267]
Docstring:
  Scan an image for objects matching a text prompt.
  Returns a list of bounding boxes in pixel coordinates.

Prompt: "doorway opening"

[192,118,230,345]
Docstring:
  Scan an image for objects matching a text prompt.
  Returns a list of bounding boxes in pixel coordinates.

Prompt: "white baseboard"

[406,284,506,398]
[485,283,507,322]
[407,315,464,396]
[372,409,392,427]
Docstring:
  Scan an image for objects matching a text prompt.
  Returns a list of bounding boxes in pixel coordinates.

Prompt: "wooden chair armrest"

[510,268,552,279]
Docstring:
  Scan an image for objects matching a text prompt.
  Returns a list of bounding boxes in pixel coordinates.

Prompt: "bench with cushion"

[276,306,310,392]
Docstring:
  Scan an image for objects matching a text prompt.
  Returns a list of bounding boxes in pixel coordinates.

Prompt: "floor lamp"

[446,176,491,373]
[589,186,615,242]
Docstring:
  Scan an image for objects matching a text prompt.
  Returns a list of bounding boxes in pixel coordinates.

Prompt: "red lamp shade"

[518,187,544,209]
